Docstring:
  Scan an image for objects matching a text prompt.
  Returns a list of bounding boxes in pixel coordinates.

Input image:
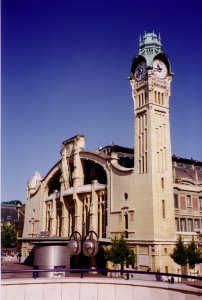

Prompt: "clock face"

[153,59,167,79]
[134,62,147,81]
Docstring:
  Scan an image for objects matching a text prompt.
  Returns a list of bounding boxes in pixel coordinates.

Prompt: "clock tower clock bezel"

[153,59,168,79]
[134,61,147,81]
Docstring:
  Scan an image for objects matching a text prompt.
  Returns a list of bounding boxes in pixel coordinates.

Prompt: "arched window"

[141,93,144,106]
[158,92,160,104]
[124,193,128,200]
[161,93,164,105]
[154,91,157,103]
[139,94,141,107]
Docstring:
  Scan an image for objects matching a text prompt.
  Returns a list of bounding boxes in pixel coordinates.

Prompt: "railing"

[1,268,202,288]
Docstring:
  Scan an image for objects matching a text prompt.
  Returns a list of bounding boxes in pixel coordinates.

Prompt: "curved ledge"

[2,277,201,300]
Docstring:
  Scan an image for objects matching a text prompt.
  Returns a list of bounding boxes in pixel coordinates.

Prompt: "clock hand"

[135,68,142,77]
[154,67,162,72]
[157,64,162,72]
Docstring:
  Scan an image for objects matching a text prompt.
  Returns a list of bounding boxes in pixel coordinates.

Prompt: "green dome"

[139,32,162,66]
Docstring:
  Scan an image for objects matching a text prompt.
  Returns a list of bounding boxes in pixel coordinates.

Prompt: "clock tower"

[130,32,176,271]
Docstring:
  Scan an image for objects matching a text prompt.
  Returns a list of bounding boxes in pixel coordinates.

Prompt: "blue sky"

[2,0,202,202]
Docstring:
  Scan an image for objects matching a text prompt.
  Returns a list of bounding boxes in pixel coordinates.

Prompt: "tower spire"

[138,31,162,66]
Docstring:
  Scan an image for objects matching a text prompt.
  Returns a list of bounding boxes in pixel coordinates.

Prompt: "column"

[91,180,98,232]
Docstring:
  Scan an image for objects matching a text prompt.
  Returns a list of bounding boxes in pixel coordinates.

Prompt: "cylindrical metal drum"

[33,244,70,278]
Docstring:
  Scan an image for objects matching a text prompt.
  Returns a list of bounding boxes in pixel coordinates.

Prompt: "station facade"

[21,33,202,273]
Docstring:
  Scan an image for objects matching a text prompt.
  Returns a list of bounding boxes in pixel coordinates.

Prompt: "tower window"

[158,92,160,104]
[161,93,164,105]
[145,92,147,104]
[124,193,128,200]
[142,156,145,173]
[144,114,147,127]
[139,136,141,156]
[145,152,148,172]
[138,94,141,107]
[162,200,166,219]
[142,133,144,152]
[139,160,141,174]
[154,91,157,103]
[161,177,164,189]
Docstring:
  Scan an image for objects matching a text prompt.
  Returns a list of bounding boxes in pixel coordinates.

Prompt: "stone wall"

[2,278,201,300]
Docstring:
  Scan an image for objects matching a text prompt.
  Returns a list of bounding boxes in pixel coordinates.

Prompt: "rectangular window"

[174,194,179,209]
[180,218,186,232]
[199,197,202,211]
[180,195,186,210]
[175,218,180,231]
[187,195,192,207]
[192,196,199,210]
[194,219,200,230]
[187,219,193,232]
